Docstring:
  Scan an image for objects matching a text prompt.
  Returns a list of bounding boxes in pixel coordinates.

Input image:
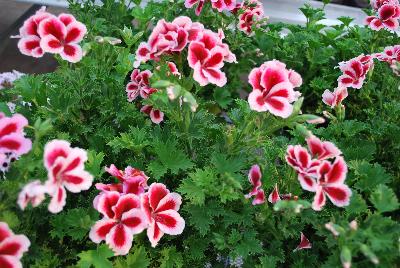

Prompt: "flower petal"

[294,232,312,251]
[96,191,120,218]
[44,140,71,169]
[155,193,182,213]
[112,194,141,220]
[312,186,326,211]
[155,209,185,235]
[89,218,117,243]
[121,208,148,234]
[64,21,87,43]
[147,220,164,247]
[298,174,317,192]
[0,255,22,268]
[324,184,352,207]
[0,235,30,258]
[60,44,83,63]
[105,224,133,256]
[148,183,170,211]
[48,185,67,213]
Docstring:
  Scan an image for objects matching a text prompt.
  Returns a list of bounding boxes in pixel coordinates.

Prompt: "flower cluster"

[323,54,374,109]
[0,222,30,268]
[286,135,352,211]
[135,16,235,87]
[0,113,32,173]
[0,71,24,90]
[236,0,265,35]
[374,45,400,76]
[18,140,93,213]
[338,55,374,89]
[247,60,302,118]
[185,0,236,16]
[126,69,164,124]
[365,0,400,31]
[14,7,87,63]
[90,167,185,254]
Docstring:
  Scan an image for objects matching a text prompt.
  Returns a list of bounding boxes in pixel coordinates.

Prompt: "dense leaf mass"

[0,0,399,267]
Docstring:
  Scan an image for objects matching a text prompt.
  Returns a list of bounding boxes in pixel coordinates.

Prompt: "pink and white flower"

[365,0,400,30]
[374,45,400,75]
[311,157,352,211]
[244,164,266,205]
[306,135,342,161]
[141,183,185,247]
[0,222,30,268]
[338,55,374,89]
[285,145,320,178]
[93,164,149,209]
[188,42,227,87]
[237,0,265,35]
[268,183,281,204]
[247,60,301,118]
[14,6,51,58]
[286,136,351,211]
[126,69,156,102]
[294,232,312,251]
[90,192,148,255]
[322,86,348,108]
[140,105,164,124]
[185,0,236,16]
[37,14,87,63]
[14,8,87,62]
[17,180,48,210]
[43,140,93,213]
[0,113,32,173]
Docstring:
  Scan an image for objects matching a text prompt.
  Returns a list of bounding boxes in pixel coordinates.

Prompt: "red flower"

[293,232,311,251]
[43,140,93,213]
[37,14,87,63]
[126,69,156,102]
[247,60,301,118]
[338,55,373,89]
[90,192,147,255]
[365,0,400,30]
[322,86,348,108]
[0,222,30,268]
[141,183,185,247]
[237,0,264,35]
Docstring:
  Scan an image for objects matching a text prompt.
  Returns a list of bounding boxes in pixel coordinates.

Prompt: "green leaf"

[149,139,193,179]
[0,211,20,229]
[350,161,392,191]
[345,192,368,215]
[86,150,105,178]
[50,208,97,240]
[159,246,183,268]
[370,184,399,213]
[77,245,114,268]
[0,102,11,116]
[114,246,149,268]
[213,89,232,109]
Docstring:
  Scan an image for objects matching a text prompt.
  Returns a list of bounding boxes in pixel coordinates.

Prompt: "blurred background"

[0,0,368,75]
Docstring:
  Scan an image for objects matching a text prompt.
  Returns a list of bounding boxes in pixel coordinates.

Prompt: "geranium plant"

[0,0,399,267]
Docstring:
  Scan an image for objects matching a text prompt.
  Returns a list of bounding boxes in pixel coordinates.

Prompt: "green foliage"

[77,245,114,268]
[114,246,149,268]
[370,184,399,213]
[0,0,399,267]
